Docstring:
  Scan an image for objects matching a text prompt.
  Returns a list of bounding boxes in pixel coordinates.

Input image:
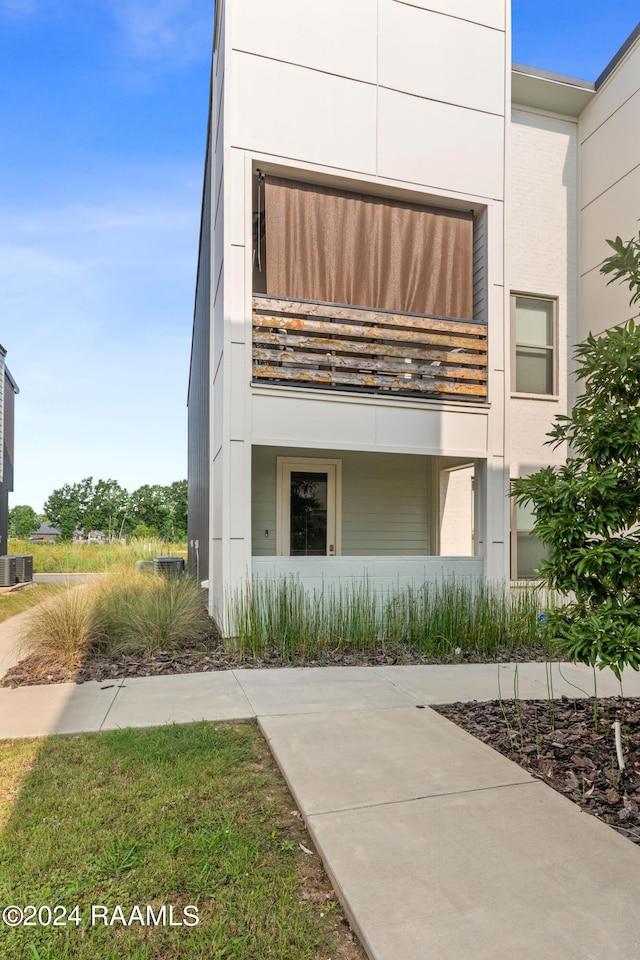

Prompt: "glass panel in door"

[290,471,328,556]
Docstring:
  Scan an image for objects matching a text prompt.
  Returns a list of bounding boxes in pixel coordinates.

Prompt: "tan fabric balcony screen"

[264,176,473,319]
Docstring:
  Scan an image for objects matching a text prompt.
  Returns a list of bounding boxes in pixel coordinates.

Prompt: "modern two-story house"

[0,345,19,554]
[187,0,640,618]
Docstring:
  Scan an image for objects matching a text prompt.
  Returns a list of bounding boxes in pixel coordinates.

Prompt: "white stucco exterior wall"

[580,33,640,338]
[439,465,474,555]
[206,0,512,611]
[508,107,578,478]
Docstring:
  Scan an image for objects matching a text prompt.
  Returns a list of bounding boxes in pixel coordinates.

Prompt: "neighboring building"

[0,346,19,555]
[29,522,61,543]
[187,1,640,617]
[84,531,106,543]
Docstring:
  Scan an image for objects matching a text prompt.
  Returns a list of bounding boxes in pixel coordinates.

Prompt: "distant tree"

[58,505,78,542]
[128,484,166,537]
[83,479,128,539]
[164,480,188,541]
[129,523,158,540]
[129,481,187,542]
[44,477,128,540]
[43,477,187,543]
[8,504,39,540]
[44,478,93,541]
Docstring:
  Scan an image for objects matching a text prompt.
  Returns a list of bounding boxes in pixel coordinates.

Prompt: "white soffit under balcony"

[580,87,640,208]
[377,87,504,200]
[379,3,505,116]
[229,52,376,174]
[230,0,377,84]
[390,0,505,32]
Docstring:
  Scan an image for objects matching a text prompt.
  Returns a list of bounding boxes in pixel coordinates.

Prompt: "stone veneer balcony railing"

[252,295,487,402]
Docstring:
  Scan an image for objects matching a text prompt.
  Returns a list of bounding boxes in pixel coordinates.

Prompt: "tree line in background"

[9,478,187,542]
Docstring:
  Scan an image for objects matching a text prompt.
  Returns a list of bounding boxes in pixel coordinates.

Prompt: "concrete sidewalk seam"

[306,777,540,818]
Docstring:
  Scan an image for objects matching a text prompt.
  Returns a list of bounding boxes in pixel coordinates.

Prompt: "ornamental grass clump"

[91,571,212,656]
[20,573,212,666]
[19,586,95,668]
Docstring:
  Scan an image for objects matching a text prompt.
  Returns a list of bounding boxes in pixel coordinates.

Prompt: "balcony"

[252,295,487,402]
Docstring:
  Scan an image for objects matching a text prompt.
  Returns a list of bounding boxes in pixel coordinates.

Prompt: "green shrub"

[513,230,640,678]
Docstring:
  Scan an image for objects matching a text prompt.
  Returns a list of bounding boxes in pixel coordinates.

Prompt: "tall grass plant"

[223,577,550,662]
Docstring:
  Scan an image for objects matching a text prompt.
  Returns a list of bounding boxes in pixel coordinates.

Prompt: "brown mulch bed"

[0,640,553,688]
[435,695,640,845]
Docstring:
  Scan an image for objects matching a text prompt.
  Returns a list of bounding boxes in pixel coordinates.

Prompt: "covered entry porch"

[251,445,484,592]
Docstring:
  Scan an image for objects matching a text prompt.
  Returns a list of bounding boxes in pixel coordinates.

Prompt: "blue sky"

[2,1,639,512]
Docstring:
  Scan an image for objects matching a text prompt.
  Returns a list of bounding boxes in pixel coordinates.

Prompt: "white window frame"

[276,457,342,557]
[511,293,558,397]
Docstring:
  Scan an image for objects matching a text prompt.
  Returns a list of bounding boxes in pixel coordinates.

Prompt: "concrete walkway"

[0,608,36,678]
[2,662,640,958]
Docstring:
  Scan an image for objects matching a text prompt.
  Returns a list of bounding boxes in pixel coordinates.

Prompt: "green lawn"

[0,584,67,624]
[0,723,361,960]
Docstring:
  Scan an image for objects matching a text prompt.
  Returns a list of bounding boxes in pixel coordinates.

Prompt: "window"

[511,295,556,395]
[276,458,342,557]
[510,488,548,579]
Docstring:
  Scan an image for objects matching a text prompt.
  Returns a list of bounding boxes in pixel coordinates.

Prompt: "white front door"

[276,457,342,556]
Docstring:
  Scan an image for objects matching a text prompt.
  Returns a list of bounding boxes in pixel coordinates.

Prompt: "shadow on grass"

[0,722,351,960]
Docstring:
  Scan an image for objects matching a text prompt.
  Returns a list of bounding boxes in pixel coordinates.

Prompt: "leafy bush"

[513,231,640,678]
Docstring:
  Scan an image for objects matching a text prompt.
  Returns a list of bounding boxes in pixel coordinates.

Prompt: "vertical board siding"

[187,131,213,581]
[0,352,4,487]
[251,446,432,556]
[0,367,15,553]
[473,209,488,326]
[3,376,14,492]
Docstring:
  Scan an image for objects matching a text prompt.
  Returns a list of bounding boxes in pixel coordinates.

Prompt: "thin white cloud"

[108,0,212,63]
[3,202,195,237]
[0,0,36,18]
[0,245,79,280]
[1,179,199,508]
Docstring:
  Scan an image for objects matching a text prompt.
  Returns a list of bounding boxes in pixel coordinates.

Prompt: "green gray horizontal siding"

[251,446,431,556]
